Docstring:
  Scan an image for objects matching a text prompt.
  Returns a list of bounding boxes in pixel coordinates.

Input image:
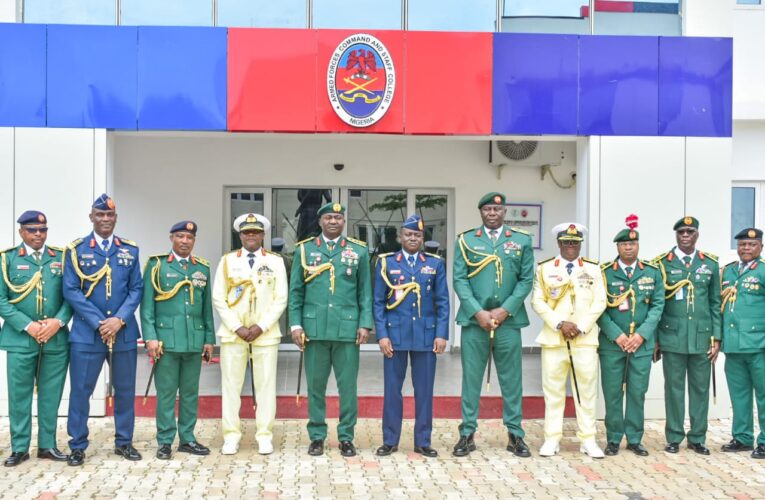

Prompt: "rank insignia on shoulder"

[346,237,367,247]
[295,237,313,246]
[425,252,441,259]
[511,227,530,235]
[538,257,554,265]
[641,260,658,269]
[601,261,614,270]
[47,245,64,253]
[118,238,138,247]
[193,255,210,266]
[69,238,83,248]
[699,251,718,262]
[582,257,599,265]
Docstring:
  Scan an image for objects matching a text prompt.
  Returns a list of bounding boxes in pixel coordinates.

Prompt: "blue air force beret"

[271,237,285,251]
[317,202,345,217]
[402,214,425,232]
[734,227,763,241]
[170,221,197,235]
[92,193,116,211]
[17,210,47,225]
[478,192,506,209]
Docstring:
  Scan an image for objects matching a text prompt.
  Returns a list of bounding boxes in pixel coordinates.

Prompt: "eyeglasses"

[676,229,697,235]
[23,227,48,234]
[560,240,581,246]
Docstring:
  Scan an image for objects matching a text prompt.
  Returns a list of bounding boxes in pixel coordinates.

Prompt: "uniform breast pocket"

[10,271,32,284]
[155,317,175,349]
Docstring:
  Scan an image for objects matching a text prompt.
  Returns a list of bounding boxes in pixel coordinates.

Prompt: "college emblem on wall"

[327,33,396,128]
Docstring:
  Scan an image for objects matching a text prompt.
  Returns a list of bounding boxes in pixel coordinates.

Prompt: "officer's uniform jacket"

[598,259,665,356]
[0,244,72,353]
[140,252,215,352]
[453,225,534,329]
[212,247,287,346]
[373,250,449,351]
[721,258,765,353]
[654,248,721,354]
[531,256,607,347]
[63,234,143,352]
[288,235,373,341]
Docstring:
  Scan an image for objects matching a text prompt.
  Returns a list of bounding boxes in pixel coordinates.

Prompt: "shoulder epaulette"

[641,259,658,269]
[295,237,312,247]
[147,253,168,260]
[0,246,15,255]
[458,228,477,236]
[538,256,555,265]
[701,251,718,262]
[425,252,442,260]
[582,257,599,265]
[377,252,394,258]
[118,238,138,247]
[346,237,367,247]
[68,238,83,249]
[263,250,281,258]
[193,255,210,266]
[511,227,530,235]
[46,245,64,253]
[724,260,738,269]
[600,261,613,271]
[652,252,669,264]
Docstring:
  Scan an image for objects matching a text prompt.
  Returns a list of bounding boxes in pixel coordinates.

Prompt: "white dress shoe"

[221,440,239,455]
[538,440,560,457]
[258,440,274,455]
[580,439,605,458]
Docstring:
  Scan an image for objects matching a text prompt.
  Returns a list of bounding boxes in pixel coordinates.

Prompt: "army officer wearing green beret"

[140,221,215,460]
[0,210,72,466]
[288,202,373,457]
[720,228,765,459]
[452,192,534,458]
[598,215,664,457]
[653,216,720,455]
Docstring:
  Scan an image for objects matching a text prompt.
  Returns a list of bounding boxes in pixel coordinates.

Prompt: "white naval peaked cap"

[232,213,271,233]
[551,222,587,241]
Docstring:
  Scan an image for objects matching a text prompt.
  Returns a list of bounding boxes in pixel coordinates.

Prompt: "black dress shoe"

[115,444,142,461]
[626,443,649,456]
[689,443,710,455]
[67,449,85,466]
[308,440,324,456]
[414,446,438,458]
[339,441,356,457]
[37,448,68,461]
[752,444,765,459]
[4,452,29,467]
[722,439,753,452]
[604,442,620,456]
[375,444,398,456]
[156,445,172,460]
[507,433,531,457]
[665,442,680,453]
[178,441,210,456]
[452,433,475,457]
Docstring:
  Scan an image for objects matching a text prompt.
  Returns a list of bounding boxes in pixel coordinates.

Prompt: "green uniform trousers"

[459,325,524,437]
[599,351,651,445]
[304,340,359,442]
[724,352,765,446]
[662,351,711,445]
[6,349,68,452]
[154,352,202,445]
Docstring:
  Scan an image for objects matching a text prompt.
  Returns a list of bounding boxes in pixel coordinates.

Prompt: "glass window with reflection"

[731,186,756,248]
[594,0,681,35]
[218,0,306,28]
[313,0,401,29]
[737,0,762,5]
[121,0,212,26]
[502,0,589,34]
[409,0,496,31]
[25,0,116,25]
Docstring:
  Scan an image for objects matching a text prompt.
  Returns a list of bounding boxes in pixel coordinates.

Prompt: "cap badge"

[333,203,342,212]
[106,198,115,210]
[493,195,502,204]
[749,229,756,238]
[186,222,194,231]
[37,214,45,223]
[684,216,692,225]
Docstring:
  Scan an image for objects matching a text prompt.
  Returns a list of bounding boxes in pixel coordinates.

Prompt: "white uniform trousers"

[541,345,599,442]
[220,342,279,443]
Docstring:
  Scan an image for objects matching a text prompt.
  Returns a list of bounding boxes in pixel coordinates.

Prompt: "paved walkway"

[0,417,763,499]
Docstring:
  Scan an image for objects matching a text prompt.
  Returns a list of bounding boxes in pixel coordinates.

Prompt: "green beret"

[317,202,345,217]
[673,216,699,231]
[478,192,506,209]
[613,228,639,243]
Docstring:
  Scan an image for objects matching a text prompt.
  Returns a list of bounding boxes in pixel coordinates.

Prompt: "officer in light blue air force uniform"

[373,215,449,458]
[63,194,144,466]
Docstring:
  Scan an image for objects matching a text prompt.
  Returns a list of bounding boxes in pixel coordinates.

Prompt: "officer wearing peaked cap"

[0,211,72,466]
[63,194,143,465]
[720,228,765,459]
[653,216,720,455]
[141,221,215,460]
[452,192,535,458]
[373,215,449,458]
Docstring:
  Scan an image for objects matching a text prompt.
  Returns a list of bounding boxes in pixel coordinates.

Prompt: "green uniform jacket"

[453,225,534,328]
[654,249,721,354]
[0,245,72,353]
[140,253,215,352]
[598,259,665,356]
[288,235,373,341]
[721,258,765,353]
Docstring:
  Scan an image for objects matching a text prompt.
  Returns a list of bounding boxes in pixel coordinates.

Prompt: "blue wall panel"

[47,25,138,129]
[0,23,46,127]
[137,26,227,130]
[659,37,733,137]
[579,36,659,136]
[493,33,579,135]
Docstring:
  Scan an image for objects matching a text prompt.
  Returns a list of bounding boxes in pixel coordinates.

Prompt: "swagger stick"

[710,336,717,405]
[107,338,114,408]
[34,342,43,394]
[486,327,496,391]
[296,333,306,406]
[143,341,163,406]
[249,343,257,410]
[566,341,582,405]
[623,321,635,393]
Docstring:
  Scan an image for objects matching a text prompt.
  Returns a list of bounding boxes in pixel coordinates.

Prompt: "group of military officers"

[1,191,764,467]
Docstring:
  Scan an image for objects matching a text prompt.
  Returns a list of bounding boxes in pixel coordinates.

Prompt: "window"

[737,0,762,5]
[24,0,116,25]
[502,0,589,34]
[594,0,681,35]
[409,0,496,31]
[217,0,306,28]
[120,0,213,26]
[731,184,760,248]
[313,0,401,29]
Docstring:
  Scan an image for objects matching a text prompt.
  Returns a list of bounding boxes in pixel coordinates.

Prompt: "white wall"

[733,4,765,120]
[0,0,15,22]
[683,0,734,37]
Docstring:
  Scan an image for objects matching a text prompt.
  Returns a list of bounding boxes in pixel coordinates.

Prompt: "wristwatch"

[556,321,563,330]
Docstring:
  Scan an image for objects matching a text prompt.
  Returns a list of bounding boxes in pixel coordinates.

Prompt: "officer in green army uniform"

[598,215,664,456]
[0,211,72,466]
[720,227,765,459]
[653,216,720,455]
[140,221,215,460]
[452,192,535,458]
[288,202,373,457]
